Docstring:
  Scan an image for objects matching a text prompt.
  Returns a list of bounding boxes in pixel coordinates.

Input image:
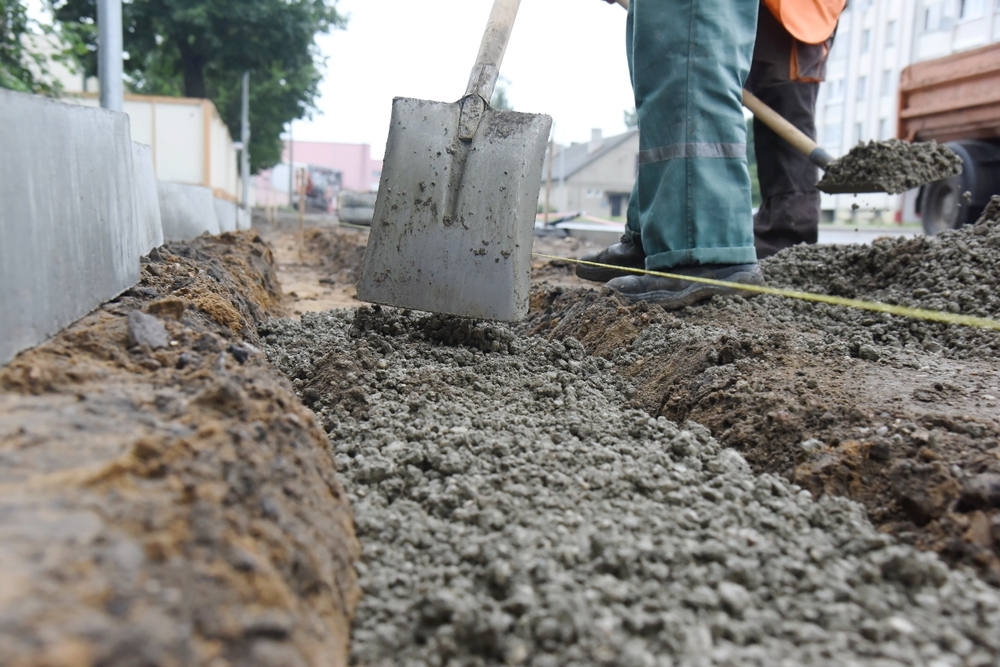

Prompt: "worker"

[747,0,844,258]
[578,0,844,303]
[576,0,764,307]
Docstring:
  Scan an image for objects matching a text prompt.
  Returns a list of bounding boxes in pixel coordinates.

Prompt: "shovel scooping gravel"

[356,0,552,321]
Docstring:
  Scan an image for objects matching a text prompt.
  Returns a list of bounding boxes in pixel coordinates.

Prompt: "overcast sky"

[295,0,635,157]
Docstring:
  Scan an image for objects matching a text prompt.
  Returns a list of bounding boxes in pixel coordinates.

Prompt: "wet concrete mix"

[818,139,964,194]
[263,204,1000,665]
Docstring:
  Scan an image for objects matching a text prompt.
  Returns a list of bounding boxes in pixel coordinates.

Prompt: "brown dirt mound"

[0,232,359,666]
[524,282,1000,586]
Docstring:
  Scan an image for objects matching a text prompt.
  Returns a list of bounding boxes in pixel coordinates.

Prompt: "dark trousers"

[746,2,831,259]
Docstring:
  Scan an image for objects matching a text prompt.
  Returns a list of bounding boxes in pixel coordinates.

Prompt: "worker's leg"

[752,83,820,257]
[629,0,758,270]
[576,4,644,283]
[746,1,827,258]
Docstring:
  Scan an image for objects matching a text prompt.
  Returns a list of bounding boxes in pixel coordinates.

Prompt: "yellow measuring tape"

[334,222,1000,332]
[533,253,1000,332]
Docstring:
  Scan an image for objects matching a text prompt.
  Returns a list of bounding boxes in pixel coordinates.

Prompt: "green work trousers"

[623,0,759,269]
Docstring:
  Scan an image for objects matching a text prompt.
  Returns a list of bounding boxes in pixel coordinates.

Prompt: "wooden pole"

[298,168,306,260]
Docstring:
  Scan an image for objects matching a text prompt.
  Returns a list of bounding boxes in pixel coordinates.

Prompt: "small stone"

[127,311,169,350]
[869,442,891,462]
[954,473,1000,512]
[228,343,252,364]
[858,344,881,362]
[717,581,752,618]
[797,439,824,455]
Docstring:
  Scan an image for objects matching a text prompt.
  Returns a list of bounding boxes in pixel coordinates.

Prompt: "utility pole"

[240,71,251,213]
[97,0,123,111]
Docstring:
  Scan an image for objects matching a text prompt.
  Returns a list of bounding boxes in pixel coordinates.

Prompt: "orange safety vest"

[764,0,846,45]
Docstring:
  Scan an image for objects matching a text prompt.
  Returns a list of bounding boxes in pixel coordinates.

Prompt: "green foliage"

[491,76,512,111]
[53,0,346,172]
[624,107,637,129]
[1,0,80,94]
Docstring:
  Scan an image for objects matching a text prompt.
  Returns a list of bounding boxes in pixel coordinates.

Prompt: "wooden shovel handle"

[742,90,832,168]
[465,0,522,100]
[609,0,832,169]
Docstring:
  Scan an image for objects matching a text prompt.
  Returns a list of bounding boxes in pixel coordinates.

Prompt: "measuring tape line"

[326,224,998,332]
[532,253,1000,332]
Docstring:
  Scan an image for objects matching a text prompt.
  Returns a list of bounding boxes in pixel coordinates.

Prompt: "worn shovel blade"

[357,97,552,321]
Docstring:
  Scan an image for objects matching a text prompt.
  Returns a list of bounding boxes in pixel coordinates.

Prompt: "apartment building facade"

[814,0,1000,222]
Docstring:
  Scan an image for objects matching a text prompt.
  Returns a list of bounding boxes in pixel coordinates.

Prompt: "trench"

[259,202,1000,665]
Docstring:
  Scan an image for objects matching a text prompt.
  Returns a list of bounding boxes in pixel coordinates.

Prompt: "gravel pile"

[818,139,963,194]
[752,203,1000,359]
[263,307,1000,666]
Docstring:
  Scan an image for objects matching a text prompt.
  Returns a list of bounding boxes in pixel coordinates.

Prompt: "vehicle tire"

[920,140,1000,235]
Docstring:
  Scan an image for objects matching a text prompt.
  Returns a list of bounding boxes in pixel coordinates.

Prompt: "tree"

[1,0,79,94]
[491,76,513,110]
[53,0,346,171]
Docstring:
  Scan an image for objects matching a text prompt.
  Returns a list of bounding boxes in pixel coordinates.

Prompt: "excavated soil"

[0,232,359,666]
[818,139,963,194]
[255,214,371,315]
[525,198,1000,586]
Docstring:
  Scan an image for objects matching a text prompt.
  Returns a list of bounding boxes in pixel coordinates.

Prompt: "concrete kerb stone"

[157,182,221,242]
[131,142,164,254]
[213,197,250,233]
[0,89,148,366]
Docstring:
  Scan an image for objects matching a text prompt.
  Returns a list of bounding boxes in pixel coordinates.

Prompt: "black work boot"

[575,234,646,283]
[606,263,764,309]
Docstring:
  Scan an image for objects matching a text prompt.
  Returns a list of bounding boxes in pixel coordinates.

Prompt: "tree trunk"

[178,42,206,99]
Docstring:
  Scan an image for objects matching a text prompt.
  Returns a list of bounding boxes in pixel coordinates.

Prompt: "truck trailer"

[898,41,1000,234]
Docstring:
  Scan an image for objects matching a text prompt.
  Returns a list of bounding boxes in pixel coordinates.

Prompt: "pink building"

[254,140,384,207]
[283,141,382,193]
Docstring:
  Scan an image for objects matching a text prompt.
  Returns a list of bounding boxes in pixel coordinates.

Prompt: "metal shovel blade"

[357,96,552,321]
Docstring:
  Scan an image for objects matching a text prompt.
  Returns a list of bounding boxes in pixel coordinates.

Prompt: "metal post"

[97,0,123,111]
[240,71,251,212]
[544,132,553,225]
[559,137,566,211]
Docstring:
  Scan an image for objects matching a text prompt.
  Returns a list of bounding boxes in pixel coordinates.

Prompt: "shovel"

[610,0,900,194]
[356,0,553,321]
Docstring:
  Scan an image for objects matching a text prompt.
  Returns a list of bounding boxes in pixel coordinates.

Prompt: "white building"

[814,0,1000,222]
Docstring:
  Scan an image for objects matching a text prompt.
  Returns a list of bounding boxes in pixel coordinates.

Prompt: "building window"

[855,122,864,144]
[961,0,987,18]
[879,118,891,139]
[856,76,868,100]
[881,69,894,95]
[822,123,843,148]
[925,2,943,30]
[861,28,872,53]
[886,19,897,46]
[826,78,845,102]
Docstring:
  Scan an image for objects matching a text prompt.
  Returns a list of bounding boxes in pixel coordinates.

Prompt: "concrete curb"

[132,142,164,254]
[158,182,221,242]
[0,90,152,366]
